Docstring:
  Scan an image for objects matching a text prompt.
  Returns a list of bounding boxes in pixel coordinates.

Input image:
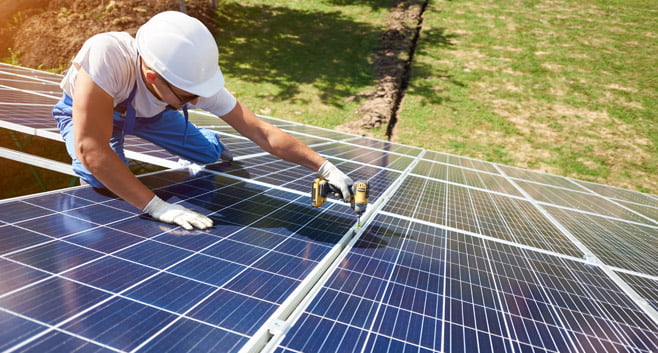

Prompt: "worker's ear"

[143,69,158,84]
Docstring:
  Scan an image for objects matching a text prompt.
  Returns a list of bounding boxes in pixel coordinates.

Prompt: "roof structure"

[1,63,657,353]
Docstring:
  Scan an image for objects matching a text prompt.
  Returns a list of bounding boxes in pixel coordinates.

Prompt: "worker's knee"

[188,129,224,164]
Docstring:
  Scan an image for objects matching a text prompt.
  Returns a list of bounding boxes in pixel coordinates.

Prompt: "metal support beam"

[0,147,76,176]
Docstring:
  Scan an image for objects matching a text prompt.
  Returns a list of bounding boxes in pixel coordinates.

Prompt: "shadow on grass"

[324,0,391,9]
[408,27,464,106]
[213,2,384,107]
[213,2,464,111]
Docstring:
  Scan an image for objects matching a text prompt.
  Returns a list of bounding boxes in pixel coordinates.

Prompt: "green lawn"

[214,0,391,127]
[4,0,656,195]
[216,0,657,194]
[391,0,658,193]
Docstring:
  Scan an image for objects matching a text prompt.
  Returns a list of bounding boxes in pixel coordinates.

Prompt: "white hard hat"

[136,11,224,97]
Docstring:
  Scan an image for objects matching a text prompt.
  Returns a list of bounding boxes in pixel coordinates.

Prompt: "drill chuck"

[351,180,369,216]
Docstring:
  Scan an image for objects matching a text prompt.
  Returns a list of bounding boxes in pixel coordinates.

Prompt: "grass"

[214,0,656,194]
[3,0,657,195]
[394,0,657,193]
[214,0,391,127]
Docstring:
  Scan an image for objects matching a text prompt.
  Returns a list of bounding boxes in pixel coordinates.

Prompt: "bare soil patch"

[1,0,218,70]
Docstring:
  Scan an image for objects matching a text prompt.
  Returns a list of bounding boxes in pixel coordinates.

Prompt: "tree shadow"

[212,3,467,112]
[213,3,382,107]
[408,27,465,106]
[421,27,459,49]
[209,2,477,137]
[323,0,392,10]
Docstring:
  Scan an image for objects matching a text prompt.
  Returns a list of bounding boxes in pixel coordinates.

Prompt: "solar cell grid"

[382,175,431,217]
[205,123,333,148]
[412,160,523,197]
[445,154,499,174]
[410,159,440,177]
[0,103,59,132]
[0,78,60,94]
[187,110,229,127]
[452,164,523,197]
[511,246,658,353]
[617,200,658,223]
[279,132,334,147]
[274,124,354,140]
[256,166,314,191]
[616,272,658,312]
[499,164,587,191]
[473,189,583,256]
[0,71,58,85]
[422,150,449,164]
[276,214,658,353]
[1,168,360,352]
[2,63,657,353]
[546,206,658,275]
[445,181,480,234]
[346,136,423,157]
[275,215,437,352]
[0,88,58,105]
[576,179,658,208]
[314,142,416,171]
[120,135,179,161]
[383,177,584,257]
[208,157,316,196]
[0,63,62,81]
[518,179,655,225]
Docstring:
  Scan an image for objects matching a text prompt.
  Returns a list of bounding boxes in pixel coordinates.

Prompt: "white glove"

[143,195,213,230]
[318,160,354,202]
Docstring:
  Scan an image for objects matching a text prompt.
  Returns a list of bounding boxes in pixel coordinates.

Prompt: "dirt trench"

[337,0,428,139]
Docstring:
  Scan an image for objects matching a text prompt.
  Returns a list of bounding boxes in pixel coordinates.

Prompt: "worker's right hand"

[318,160,354,202]
[143,195,213,230]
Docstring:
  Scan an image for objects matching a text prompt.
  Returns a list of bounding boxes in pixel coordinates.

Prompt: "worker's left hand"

[318,160,353,202]
[143,195,213,230]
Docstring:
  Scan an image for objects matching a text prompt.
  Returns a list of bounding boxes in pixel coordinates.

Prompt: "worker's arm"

[222,101,325,170]
[72,69,154,208]
[72,69,212,229]
[221,101,353,200]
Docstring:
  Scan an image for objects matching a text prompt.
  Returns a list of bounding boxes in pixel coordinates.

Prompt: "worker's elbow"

[75,140,105,174]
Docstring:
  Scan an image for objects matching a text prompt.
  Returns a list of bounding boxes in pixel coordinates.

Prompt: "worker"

[51,11,353,230]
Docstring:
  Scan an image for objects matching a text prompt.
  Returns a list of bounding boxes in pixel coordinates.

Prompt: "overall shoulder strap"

[114,84,138,134]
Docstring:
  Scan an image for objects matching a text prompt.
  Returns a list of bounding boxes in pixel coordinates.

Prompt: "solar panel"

[274,216,657,353]
[1,63,657,353]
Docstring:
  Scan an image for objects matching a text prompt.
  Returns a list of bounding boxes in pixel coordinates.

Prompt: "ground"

[337,0,426,137]
[0,0,219,70]
[0,0,422,197]
[1,0,419,136]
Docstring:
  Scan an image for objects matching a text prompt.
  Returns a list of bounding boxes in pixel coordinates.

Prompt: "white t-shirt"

[60,32,237,118]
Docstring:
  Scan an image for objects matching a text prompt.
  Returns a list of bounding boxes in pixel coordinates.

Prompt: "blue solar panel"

[274,215,658,353]
[1,63,657,353]
[0,168,360,352]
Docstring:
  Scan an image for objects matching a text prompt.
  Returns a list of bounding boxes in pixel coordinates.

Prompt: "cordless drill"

[311,178,370,227]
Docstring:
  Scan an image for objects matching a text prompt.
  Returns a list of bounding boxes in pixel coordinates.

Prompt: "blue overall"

[51,86,224,188]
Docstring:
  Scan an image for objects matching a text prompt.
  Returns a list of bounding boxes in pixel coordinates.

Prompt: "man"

[52,11,353,230]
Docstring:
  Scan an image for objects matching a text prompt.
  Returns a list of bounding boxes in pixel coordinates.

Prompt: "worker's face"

[158,75,200,108]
